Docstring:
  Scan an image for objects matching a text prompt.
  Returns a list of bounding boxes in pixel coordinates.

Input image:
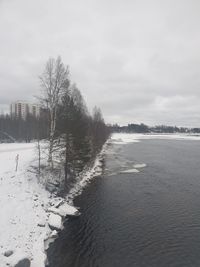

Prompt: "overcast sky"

[0,0,200,126]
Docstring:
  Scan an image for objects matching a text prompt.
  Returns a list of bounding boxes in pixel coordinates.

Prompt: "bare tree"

[37,137,41,181]
[39,56,70,168]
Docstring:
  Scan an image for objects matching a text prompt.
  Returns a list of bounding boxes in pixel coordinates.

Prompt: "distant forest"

[110,123,200,134]
[1,117,200,144]
[0,113,48,142]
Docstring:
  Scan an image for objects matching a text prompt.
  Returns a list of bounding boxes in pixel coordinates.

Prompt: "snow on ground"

[0,143,53,266]
[0,142,79,267]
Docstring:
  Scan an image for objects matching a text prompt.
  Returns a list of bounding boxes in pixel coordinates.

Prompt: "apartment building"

[10,101,40,119]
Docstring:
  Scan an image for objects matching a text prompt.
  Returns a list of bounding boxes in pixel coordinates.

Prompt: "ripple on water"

[47,139,200,267]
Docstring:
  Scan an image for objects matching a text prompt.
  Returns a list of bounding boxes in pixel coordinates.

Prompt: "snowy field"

[0,143,80,267]
[0,142,105,267]
[0,143,51,266]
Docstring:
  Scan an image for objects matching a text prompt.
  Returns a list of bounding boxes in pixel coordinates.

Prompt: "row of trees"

[0,113,48,142]
[0,56,110,192]
[38,56,110,191]
[111,123,200,134]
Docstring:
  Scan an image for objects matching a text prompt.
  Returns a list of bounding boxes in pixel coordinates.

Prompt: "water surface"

[47,139,200,267]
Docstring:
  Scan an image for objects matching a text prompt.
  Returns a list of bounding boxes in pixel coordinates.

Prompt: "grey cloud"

[0,0,200,126]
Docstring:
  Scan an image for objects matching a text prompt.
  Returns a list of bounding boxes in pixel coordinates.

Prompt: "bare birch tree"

[39,56,70,168]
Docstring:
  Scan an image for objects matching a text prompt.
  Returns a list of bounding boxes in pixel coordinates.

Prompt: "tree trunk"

[64,132,70,189]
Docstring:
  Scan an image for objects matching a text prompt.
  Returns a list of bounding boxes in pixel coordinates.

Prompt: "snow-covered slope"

[0,143,49,266]
[0,143,79,267]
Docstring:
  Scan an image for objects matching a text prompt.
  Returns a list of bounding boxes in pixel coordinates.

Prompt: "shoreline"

[4,133,199,266]
[0,141,108,267]
[45,142,108,266]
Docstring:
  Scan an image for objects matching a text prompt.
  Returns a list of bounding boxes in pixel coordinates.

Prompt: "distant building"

[10,101,40,119]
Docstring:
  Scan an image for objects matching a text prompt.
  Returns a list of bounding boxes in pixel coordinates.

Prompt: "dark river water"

[47,138,200,267]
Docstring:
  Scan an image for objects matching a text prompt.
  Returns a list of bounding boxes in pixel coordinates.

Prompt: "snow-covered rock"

[49,230,58,238]
[58,202,80,216]
[14,258,31,267]
[7,251,31,267]
[48,202,80,220]
[48,201,80,217]
[48,213,62,231]
[4,250,14,257]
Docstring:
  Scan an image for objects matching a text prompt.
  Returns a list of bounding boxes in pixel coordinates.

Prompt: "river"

[47,135,200,267]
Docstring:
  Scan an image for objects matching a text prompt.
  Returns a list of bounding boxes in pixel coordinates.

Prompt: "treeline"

[111,123,200,134]
[38,56,110,191]
[0,113,48,142]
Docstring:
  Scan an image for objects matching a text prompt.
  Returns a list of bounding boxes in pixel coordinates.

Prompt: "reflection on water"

[47,139,200,267]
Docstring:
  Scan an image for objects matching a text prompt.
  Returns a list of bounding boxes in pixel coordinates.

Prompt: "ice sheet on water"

[133,163,147,168]
[120,168,140,173]
[111,133,200,143]
[110,133,140,144]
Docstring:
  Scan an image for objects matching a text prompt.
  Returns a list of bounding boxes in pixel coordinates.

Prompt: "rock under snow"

[4,250,14,257]
[48,213,62,231]
[48,202,80,217]
[58,202,80,216]
[8,251,31,267]
[14,258,31,267]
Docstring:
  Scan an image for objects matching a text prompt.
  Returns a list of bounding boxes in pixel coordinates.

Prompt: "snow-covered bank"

[0,143,80,267]
[66,142,107,203]
[0,141,107,267]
